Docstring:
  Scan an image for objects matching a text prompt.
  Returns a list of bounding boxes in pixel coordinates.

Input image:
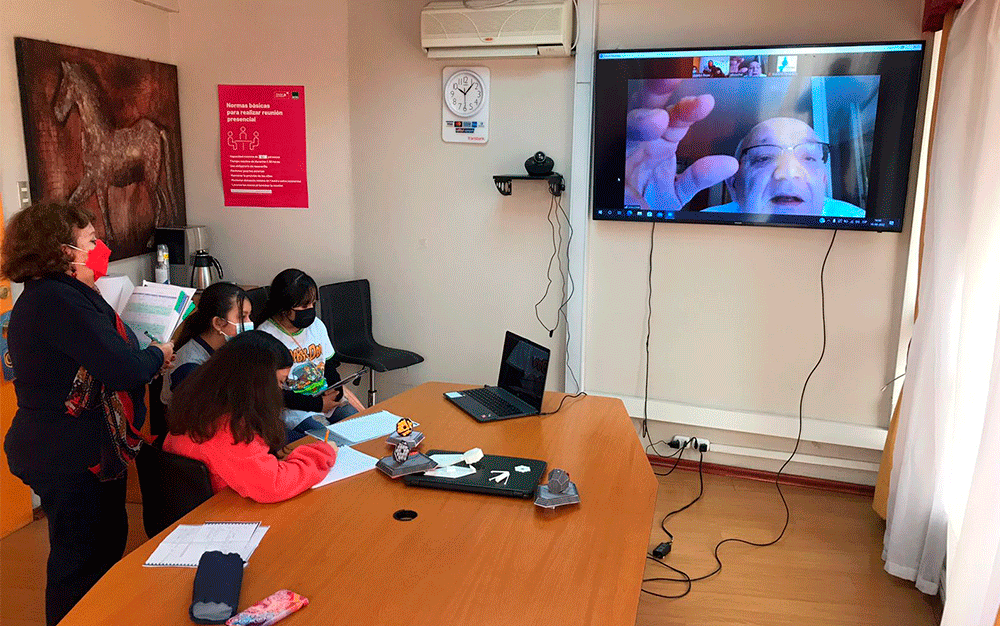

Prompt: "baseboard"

[647,453,876,497]
[601,392,888,450]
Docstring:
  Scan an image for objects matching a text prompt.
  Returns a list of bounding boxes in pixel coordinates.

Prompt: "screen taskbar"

[595,208,902,232]
[597,43,923,60]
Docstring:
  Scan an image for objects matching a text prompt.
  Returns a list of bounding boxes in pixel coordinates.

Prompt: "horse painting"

[53,61,177,245]
[15,37,186,261]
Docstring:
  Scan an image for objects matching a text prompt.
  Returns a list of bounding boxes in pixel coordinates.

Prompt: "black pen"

[143,330,160,344]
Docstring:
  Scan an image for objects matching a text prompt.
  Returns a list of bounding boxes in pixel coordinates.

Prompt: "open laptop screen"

[498,332,550,411]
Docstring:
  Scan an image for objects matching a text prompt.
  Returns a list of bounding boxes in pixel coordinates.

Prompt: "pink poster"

[218,85,308,208]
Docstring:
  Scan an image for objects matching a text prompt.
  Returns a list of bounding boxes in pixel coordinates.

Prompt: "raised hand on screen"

[625,79,739,211]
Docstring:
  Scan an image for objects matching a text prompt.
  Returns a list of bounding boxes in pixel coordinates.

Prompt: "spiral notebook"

[144,522,268,568]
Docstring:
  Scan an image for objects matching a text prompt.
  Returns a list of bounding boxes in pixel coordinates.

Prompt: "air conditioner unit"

[421,0,574,59]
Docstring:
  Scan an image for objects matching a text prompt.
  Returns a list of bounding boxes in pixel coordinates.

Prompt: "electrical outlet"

[669,435,710,452]
[17,181,31,209]
[669,435,691,449]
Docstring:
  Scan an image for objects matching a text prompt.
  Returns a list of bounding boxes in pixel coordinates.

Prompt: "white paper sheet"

[143,522,265,568]
[311,446,378,489]
[95,275,135,314]
[326,410,417,445]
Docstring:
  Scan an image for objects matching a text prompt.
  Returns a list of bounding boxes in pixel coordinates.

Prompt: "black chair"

[318,280,423,406]
[135,440,214,538]
[245,286,269,327]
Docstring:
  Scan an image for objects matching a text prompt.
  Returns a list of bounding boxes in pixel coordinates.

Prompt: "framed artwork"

[15,37,186,260]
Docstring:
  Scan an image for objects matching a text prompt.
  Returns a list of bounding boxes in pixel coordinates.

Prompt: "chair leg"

[368,369,377,407]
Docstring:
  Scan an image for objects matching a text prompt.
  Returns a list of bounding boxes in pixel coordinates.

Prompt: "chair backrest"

[318,280,375,354]
[135,441,215,539]
[245,286,269,327]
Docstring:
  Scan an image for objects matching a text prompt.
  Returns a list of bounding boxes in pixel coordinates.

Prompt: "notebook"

[307,410,417,447]
[144,522,268,568]
[311,446,378,489]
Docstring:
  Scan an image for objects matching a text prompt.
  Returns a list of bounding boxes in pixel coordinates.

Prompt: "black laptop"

[403,450,547,498]
[445,331,550,422]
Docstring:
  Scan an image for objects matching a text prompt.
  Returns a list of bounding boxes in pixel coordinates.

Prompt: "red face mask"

[69,240,112,280]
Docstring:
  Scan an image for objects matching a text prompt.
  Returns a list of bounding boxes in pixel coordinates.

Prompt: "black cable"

[539,391,587,415]
[642,222,655,439]
[642,447,701,598]
[533,193,580,393]
[641,557,692,599]
[645,438,678,459]
[659,450,705,534]
[642,229,838,592]
[555,194,580,392]
[554,195,576,326]
[534,194,561,335]
[650,440,686,478]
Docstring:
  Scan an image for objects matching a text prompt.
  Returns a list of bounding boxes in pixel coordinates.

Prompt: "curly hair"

[1,202,94,283]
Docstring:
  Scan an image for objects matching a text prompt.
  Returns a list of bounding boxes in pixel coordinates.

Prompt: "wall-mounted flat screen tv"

[592,42,925,232]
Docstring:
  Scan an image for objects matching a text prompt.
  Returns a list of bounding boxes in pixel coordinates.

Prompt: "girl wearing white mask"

[162,282,252,407]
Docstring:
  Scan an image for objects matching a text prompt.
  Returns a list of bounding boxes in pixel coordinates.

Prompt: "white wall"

[0,0,173,287]
[345,0,925,482]
[168,0,354,288]
[348,0,575,398]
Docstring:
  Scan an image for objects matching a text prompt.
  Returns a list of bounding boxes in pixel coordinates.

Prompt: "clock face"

[445,70,485,118]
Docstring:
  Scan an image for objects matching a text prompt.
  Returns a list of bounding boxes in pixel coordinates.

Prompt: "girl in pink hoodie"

[164,330,336,503]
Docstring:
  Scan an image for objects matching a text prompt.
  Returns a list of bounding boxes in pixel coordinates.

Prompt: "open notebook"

[144,522,268,568]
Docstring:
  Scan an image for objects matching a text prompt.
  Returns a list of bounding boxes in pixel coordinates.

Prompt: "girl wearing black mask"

[258,269,363,441]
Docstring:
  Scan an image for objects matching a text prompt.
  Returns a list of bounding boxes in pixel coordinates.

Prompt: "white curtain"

[883,0,1000,623]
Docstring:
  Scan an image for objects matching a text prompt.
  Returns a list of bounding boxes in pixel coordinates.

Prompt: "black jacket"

[4,274,164,476]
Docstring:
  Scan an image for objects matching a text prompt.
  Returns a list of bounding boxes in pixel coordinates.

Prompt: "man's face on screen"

[747,61,762,76]
[727,118,829,215]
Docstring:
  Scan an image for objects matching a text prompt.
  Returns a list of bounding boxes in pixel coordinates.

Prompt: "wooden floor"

[0,504,148,626]
[636,467,941,626]
[0,470,940,626]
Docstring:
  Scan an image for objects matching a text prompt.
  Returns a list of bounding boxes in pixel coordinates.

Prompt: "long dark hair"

[260,268,318,324]
[174,282,249,350]
[168,330,292,452]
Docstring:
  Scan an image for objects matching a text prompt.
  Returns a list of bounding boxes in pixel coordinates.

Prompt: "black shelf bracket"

[493,173,565,197]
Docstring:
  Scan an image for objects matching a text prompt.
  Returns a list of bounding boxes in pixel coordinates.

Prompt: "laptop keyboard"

[464,387,522,417]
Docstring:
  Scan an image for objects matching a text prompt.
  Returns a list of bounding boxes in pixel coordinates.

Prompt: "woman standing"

[1,203,174,626]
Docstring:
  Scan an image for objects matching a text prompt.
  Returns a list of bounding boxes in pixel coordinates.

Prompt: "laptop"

[445,331,550,422]
[403,450,547,498]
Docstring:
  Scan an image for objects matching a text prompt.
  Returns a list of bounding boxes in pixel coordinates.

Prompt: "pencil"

[324,429,330,443]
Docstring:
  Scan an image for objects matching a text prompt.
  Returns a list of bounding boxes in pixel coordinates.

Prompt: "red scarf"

[65,312,143,481]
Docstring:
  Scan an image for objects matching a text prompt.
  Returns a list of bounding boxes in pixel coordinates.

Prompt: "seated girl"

[161,282,252,407]
[163,330,337,503]
[258,269,364,441]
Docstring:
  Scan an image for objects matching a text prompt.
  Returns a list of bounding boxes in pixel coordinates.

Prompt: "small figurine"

[534,468,581,509]
[393,442,411,464]
[386,417,424,448]
[547,468,571,494]
[376,424,436,478]
[396,418,414,437]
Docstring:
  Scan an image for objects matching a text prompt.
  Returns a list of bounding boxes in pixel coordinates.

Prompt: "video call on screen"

[592,43,925,233]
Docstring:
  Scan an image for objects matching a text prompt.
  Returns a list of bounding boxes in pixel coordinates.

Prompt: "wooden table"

[61,382,657,626]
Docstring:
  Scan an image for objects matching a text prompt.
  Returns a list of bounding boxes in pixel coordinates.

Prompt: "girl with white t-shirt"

[258,269,364,441]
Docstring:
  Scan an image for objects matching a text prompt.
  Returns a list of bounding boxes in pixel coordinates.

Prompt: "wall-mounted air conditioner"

[421,0,574,59]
